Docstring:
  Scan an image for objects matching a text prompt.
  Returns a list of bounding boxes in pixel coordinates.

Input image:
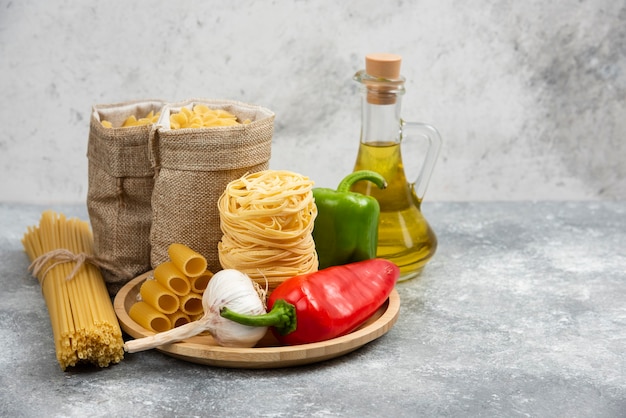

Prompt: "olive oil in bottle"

[351,54,441,281]
[352,141,437,280]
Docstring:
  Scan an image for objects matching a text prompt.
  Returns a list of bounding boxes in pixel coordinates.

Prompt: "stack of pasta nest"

[217,170,318,291]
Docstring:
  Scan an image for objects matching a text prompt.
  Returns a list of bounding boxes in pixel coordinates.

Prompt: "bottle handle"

[401,121,442,200]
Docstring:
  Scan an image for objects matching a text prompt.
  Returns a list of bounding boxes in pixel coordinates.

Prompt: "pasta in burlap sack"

[87,99,164,295]
[149,99,274,273]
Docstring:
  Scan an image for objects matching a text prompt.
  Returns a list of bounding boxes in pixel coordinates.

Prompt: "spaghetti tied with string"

[217,170,318,290]
[21,211,124,370]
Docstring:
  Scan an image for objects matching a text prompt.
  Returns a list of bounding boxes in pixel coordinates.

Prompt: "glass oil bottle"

[351,53,442,281]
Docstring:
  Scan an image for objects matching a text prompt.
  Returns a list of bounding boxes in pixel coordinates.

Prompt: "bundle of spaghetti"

[218,170,318,290]
[21,210,124,370]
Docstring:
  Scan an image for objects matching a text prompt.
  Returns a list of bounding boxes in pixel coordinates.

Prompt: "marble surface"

[1,201,624,417]
[1,0,625,203]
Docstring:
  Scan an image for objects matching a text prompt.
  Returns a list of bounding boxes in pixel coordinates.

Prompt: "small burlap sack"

[87,99,164,295]
[149,99,275,274]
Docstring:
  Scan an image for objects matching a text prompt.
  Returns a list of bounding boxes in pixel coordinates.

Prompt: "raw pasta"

[21,211,125,370]
[129,301,171,333]
[139,278,179,315]
[189,271,213,294]
[102,105,249,129]
[169,105,250,129]
[153,261,191,296]
[167,311,191,328]
[179,292,204,316]
[218,170,318,289]
[190,313,204,322]
[128,244,213,332]
[168,243,207,278]
[101,110,160,128]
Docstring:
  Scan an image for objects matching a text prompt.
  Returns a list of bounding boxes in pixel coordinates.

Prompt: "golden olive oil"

[352,141,437,280]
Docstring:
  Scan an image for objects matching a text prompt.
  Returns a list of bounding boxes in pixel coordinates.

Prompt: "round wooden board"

[114,271,400,369]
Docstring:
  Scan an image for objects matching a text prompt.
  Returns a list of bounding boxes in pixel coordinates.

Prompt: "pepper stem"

[336,170,387,193]
[220,299,297,336]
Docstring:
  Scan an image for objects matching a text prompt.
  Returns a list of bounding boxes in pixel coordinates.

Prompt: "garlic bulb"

[124,269,268,353]
[202,269,268,347]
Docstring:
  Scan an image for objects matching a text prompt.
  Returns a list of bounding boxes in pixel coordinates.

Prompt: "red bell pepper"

[219,258,399,345]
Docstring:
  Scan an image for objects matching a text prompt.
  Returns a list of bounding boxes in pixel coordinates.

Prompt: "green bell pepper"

[312,170,387,270]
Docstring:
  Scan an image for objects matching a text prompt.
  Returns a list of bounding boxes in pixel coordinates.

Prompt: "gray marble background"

[1,0,624,203]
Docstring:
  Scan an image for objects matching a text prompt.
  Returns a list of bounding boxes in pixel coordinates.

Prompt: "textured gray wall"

[1,0,624,203]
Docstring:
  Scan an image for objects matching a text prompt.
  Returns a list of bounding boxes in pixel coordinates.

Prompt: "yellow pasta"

[189,270,213,294]
[168,243,207,278]
[101,110,160,128]
[139,278,180,315]
[179,292,204,316]
[128,301,171,333]
[169,105,250,129]
[167,311,191,328]
[128,244,215,330]
[217,170,318,290]
[153,261,191,296]
[21,211,124,370]
[189,313,204,322]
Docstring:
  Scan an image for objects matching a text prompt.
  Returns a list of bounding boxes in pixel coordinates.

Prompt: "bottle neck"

[360,89,403,145]
[354,69,405,145]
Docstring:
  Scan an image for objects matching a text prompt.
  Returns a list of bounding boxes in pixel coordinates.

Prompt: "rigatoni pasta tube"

[168,243,207,278]
[190,313,204,322]
[129,301,171,333]
[189,270,213,294]
[139,278,179,315]
[179,292,204,316]
[167,311,191,328]
[154,261,191,296]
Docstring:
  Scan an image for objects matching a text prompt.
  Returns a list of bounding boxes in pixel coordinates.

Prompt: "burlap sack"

[149,99,275,274]
[87,99,164,295]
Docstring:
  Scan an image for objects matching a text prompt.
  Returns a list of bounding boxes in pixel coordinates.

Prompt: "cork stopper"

[362,53,403,105]
[365,53,402,79]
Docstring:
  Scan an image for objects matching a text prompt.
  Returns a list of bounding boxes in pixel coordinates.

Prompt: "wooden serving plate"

[114,271,400,369]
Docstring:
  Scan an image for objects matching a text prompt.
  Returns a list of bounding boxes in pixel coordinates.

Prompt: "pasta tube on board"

[189,271,213,294]
[167,311,191,328]
[168,243,207,278]
[129,301,171,333]
[139,278,180,315]
[179,293,204,316]
[154,261,191,296]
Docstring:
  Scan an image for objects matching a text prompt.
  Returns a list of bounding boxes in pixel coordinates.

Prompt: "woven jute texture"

[149,99,275,274]
[87,99,164,295]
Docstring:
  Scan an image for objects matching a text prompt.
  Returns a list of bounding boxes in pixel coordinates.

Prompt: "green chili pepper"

[312,170,387,270]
